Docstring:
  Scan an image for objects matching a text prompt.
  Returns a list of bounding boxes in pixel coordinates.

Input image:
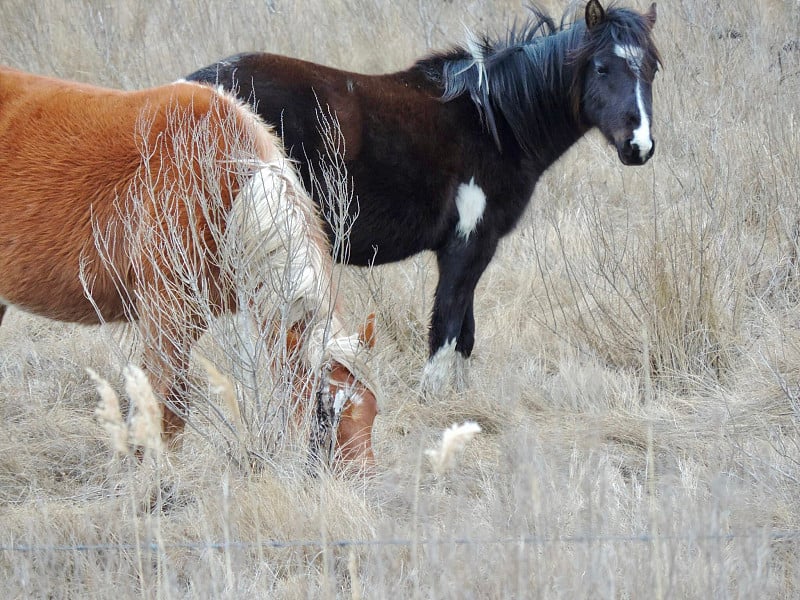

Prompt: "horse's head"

[326,313,378,470]
[288,313,379,471]
[577,0,660,166]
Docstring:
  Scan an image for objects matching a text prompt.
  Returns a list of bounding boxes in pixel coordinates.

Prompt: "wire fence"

[3,529,800,555]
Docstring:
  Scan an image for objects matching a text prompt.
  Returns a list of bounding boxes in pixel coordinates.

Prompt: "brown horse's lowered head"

[287,313,379,473]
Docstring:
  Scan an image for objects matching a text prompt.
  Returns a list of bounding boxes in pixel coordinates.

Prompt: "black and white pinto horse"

[186,0,661,395]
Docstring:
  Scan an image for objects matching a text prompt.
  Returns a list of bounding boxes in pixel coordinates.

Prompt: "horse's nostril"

[621,140,637,160]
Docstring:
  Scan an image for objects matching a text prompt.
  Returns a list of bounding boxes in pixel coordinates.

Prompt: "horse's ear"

[585,0,605,30]
[359,313,377,349]
[645,3,657,29]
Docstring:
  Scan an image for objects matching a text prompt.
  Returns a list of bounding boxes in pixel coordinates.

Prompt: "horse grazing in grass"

[186,0,660,395]
[0,66,378,469]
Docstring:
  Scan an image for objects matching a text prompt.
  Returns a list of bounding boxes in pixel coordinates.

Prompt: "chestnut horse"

[187,0,660,395]
[0,66,377,468]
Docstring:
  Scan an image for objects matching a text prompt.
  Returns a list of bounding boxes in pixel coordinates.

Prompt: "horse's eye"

[596,64,609,76]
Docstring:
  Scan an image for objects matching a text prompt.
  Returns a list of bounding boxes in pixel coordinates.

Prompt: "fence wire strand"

[3,530,800,555]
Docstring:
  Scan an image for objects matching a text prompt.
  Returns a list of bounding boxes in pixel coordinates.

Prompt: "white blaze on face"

[455,178,487,239]
[333,387,364,418]
[614,44,653,161]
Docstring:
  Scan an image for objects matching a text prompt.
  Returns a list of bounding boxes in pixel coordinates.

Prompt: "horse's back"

[186,53,472,264]
[188,53,366,163]
[0,67,274,324]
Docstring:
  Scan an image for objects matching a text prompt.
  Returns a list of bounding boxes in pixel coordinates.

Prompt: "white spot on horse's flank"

[421,339,458,396]
[614,44,652,161]
[455,178,486,239]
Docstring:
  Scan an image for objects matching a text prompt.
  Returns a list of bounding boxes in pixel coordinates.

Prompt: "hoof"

[419,340,471,399]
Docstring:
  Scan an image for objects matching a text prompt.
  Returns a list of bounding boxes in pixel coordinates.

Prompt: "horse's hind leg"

[0,303,6,326]
[137,295,206,444]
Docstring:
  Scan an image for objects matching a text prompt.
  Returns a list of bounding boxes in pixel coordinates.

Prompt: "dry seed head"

[123,365,163,453]
[196,355,241,427]
[87,367,129,454]
[425,421,482,474]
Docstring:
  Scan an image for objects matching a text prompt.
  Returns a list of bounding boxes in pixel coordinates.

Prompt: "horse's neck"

[426,32,586,172]
[500,59,584,170]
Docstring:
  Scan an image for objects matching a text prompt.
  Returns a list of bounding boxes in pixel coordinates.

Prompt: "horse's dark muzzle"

[618,138,655,166]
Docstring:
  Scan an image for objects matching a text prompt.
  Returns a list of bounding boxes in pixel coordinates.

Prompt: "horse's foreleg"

[422,237,498,396]
[139,338,192,442]
[422,286,471,397]
[455,296,476,358]
[137,297,205,445]
[0,303,6,326]
[452,296,476,392]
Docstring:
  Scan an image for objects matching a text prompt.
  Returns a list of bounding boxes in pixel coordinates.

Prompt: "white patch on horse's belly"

[455,178,486,240]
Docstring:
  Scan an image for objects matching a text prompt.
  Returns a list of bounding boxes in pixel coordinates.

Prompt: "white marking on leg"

[453,352,470,393]
[421,339,458,397]
[455,178,486,240]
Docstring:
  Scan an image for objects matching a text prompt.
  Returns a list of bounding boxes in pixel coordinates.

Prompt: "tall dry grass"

[1,0,800,597]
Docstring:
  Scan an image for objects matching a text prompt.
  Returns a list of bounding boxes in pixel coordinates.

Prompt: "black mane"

[415,4,660,160]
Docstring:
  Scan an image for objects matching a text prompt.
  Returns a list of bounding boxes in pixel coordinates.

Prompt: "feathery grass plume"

[87,367,129,454]
[196,355,241,427]
[425,421,482,474]
[123,365,163,453]
[348,548,362,600]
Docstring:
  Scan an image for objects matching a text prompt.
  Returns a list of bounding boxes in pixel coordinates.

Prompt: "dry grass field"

[2,0,800,597]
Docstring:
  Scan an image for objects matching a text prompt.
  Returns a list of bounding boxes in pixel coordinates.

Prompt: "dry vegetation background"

[2,0,800,597]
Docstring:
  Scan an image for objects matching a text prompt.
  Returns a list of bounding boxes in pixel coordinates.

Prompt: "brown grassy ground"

[2,0,800,597]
